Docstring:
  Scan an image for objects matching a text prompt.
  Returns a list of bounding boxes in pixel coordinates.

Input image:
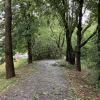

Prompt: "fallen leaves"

[67,69,100,100]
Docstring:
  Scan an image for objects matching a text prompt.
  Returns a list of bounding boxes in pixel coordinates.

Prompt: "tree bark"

[61,0,75,65]
[27,37,32,64]
[65,25,75,65]
[75,0,84,71]
[5,0,15,79]
[62,16,75,64]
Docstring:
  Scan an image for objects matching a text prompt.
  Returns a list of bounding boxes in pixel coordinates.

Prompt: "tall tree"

[26,1,33,64]
[5,0,15,79]
[12,0,39,63]
[47,0,78,64]
[75,0,84,71]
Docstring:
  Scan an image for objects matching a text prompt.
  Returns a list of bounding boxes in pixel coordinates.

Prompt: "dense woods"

[0,0,100,98]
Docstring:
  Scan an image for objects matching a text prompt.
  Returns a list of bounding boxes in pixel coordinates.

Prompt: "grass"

[0,58,27,93]
[81,60,100,88]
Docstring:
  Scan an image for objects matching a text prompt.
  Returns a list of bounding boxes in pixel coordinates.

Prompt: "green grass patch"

[0,58,27,93]
[57,59,75,70]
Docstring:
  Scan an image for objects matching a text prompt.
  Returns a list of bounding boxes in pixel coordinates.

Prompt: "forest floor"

[0,60,100,100]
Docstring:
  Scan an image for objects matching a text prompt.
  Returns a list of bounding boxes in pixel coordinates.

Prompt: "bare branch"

[80,27,98,48]
[82,22,92,36]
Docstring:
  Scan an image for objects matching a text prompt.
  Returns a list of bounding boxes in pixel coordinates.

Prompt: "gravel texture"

[0,60,74,100]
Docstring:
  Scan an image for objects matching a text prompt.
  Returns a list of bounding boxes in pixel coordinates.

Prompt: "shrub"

[32,41,61,60]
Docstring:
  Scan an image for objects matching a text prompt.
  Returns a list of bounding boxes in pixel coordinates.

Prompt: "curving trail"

[0,60,74,100]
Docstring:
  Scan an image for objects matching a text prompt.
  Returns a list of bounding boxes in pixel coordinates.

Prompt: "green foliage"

[0,0,100,89]
[31,15,64,60]
[32,40,61,60]
[12,0,39,53]
[0,59,27,92]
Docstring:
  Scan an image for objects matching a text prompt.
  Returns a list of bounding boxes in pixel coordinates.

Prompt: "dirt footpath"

[0,60,75,100]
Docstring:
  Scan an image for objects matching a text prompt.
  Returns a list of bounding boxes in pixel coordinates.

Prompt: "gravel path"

[0,60,74,100]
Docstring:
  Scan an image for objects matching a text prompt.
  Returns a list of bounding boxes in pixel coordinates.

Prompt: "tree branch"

[82,22,92,36]
[80,27,98,48]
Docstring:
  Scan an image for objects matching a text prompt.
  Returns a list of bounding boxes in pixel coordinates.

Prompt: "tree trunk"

[65,27,75,65]
[5,0,15,79]
[75,0,84,71]
[97,0,100,80]
[62,9,75,65]
[27,37,32,64]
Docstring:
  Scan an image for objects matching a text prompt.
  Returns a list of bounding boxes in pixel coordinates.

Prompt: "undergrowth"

[0,59,27,92]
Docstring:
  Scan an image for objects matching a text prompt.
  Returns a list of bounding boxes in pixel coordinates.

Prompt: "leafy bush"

[0,57,5,65]
[32,41,61,60]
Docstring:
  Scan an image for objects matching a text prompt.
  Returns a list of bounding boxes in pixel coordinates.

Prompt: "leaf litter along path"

[0,60,75,100]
